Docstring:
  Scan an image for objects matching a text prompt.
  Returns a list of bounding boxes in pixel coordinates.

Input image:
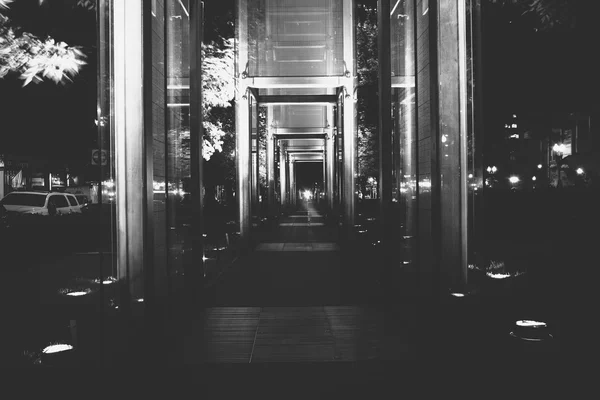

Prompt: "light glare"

[43,344,73,354]
[516,320,546,328]
[66,291,88,297]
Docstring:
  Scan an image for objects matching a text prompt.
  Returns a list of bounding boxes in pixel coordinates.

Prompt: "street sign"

[91,149,108,166]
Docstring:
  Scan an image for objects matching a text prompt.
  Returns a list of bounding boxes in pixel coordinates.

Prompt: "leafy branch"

[0,3,87,86]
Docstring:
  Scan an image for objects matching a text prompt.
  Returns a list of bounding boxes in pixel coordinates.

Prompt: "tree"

[356,3,379,195]
[202,38,235,161]
[0,1,87,86]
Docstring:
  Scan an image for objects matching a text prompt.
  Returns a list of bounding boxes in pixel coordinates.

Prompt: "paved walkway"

[182,201,417,364]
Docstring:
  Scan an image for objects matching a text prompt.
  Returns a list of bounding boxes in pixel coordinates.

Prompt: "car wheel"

[48,202,57,216]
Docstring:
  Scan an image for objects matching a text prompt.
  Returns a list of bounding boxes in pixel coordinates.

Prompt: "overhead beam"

[258,95,338,105]
[243,76,349,89]
[274,127,326,134]
[290,154,323,160]
[275,133,325,140]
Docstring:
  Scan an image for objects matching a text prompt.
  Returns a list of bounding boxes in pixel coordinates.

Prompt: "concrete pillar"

[289,160,296,208]
[326,130,335,213]
[251,131,258,216]
[113,0,146,302]
[280,149,287,210]
[236,0,251,244]
[342,0,357,236]
[322,144,327,207]
[266,129,275,218]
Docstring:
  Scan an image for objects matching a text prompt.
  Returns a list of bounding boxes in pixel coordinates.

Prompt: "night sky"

[1,0,598,171]
[295,162,323,190]
[0,0,97,168]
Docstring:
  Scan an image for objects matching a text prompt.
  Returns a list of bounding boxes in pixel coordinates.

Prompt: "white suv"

[0,191,83,216]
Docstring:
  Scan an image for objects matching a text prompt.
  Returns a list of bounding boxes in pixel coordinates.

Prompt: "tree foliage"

[202,38,235,160]
[0,3,86,86]
[356,3,379,187]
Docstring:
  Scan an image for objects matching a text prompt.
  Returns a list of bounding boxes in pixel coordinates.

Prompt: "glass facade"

[381,0,476,291]
[390,0,417,269]
[247,0,345,77]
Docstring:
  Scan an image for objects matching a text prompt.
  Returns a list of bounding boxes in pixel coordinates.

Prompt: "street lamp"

[509,176,519,191]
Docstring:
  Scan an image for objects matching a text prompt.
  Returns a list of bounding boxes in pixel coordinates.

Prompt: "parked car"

[0,191,83,216]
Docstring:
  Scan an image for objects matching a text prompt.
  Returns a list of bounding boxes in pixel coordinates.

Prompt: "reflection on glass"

[166,0,191,294]
[247,0,345,77]
[390,0,417,267]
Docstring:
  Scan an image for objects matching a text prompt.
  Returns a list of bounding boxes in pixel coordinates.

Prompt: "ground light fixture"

[94,276,116,285]
[510,319,553,342]
[59,287,94,297]
[40,342,77,366]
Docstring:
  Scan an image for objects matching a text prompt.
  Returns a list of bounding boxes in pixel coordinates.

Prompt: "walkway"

[181,201,416,364]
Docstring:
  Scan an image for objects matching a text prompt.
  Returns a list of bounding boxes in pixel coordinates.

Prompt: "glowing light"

[202,256,208,261]
[537,164,542,169]
[136,298,144,303]
[491,166,497,173]
[450,292,465,298]
[532,176,537,181]
[42,344,73,354]
[468,173,473,179]
[509,176,520,184]
[486,272,511,279]
[553,143,567,154]
[516,320,547,328]
[576,168,584,175]
[66,291,88,297]
[441,135,447,143]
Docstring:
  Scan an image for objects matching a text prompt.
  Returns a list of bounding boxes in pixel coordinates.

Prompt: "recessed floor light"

[43,344,73,354]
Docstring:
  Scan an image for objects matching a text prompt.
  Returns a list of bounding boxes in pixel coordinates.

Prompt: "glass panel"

[390,0,417,268]
[247,0,345,76]
[0,0,116,366]
[166,0,191,297]
[466,0,484,275]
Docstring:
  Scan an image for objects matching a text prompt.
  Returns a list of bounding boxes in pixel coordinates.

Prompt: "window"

[67,195,78,206]
[0,193,46,207]
[51,195,69,208]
